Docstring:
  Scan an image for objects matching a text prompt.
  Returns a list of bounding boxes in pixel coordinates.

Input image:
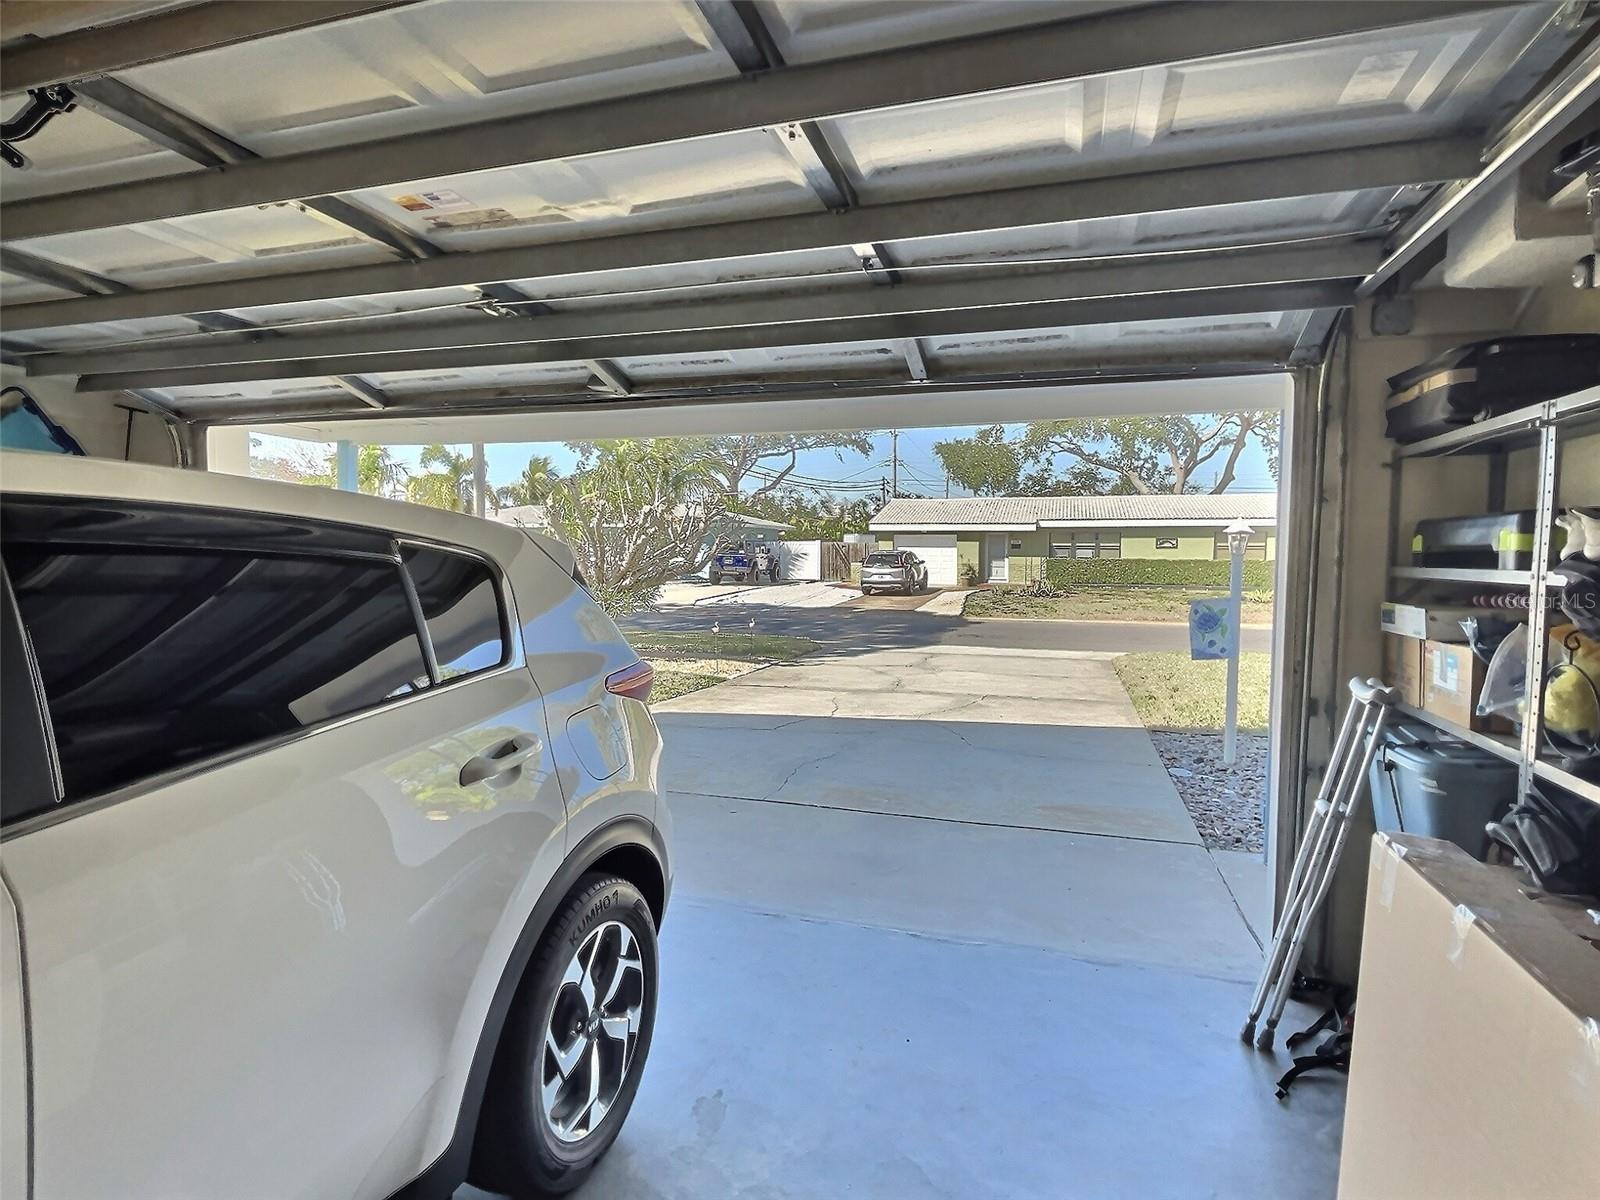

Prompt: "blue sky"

[253,423,1277,497]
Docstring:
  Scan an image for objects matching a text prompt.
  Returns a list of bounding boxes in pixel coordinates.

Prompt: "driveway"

[555,643,1343,1200]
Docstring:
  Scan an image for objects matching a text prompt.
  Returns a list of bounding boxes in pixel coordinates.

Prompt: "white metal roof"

[871,492,1279,531]
[0,1,1591,428]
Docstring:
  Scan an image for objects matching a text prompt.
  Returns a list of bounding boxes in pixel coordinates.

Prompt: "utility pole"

[945,474,950,498]
[890,429,899,498]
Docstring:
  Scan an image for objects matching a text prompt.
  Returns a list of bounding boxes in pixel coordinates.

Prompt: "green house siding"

[1119,531,1215,559]
[878,523,1275,574]
[956,535,982,581]
[1000,529,1045,584]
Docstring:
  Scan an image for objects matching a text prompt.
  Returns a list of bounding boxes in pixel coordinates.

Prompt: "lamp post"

[1223,519,1253,767]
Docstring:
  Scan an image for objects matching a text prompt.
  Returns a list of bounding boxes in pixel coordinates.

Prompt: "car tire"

[471,874,659,1198]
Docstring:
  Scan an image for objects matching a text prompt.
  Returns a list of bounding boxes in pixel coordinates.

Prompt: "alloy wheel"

[539,920,646,1144]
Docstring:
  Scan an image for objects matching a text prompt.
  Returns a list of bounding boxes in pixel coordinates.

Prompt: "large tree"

[684,432,875,501]
[496,454,560,508]
[1021,412,1279,495]
[542,440,727,613]
[933,424,1019,495]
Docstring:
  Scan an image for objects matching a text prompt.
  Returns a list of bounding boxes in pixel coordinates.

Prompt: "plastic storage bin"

[1412,511,1541,570]
[1366,720,1518,860]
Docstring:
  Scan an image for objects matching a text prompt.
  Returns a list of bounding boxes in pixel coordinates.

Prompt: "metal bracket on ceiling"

[1,84,76,169]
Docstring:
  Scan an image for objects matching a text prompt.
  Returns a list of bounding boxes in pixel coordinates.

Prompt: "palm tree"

[496,454,560,508]
[356,445,407,498]
[406,444,475,512]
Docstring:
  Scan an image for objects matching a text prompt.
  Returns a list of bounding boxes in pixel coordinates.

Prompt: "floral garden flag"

[1189,597,1235,660]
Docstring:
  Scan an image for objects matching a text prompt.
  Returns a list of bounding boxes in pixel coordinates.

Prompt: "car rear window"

[865,552,899,565]
[402,545,507,681]
[3,541,430,801]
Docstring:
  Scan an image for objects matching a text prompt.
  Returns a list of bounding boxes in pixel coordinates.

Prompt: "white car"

[0,453,671,1200]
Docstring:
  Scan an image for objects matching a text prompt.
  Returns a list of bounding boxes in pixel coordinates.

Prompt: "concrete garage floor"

[472,644,1341,1199]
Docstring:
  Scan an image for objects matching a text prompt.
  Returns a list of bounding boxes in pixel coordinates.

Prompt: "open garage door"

[892,533,957,587]
[3,4,1599,1200]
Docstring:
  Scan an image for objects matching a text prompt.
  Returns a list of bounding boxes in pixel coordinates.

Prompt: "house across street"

[869,494,1279,587]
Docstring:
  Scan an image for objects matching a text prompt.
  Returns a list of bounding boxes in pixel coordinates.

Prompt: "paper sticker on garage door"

[391,188,472,212]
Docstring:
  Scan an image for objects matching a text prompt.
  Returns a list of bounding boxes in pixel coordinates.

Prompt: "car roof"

[0,450,540,565]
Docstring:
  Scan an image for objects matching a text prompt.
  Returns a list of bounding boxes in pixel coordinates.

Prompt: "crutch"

[1242,677,1397,1051]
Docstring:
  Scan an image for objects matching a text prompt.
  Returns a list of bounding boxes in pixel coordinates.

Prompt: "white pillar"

[335,440,358,491]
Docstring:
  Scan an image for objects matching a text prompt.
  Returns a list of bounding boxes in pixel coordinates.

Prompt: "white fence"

[778,540,822,581]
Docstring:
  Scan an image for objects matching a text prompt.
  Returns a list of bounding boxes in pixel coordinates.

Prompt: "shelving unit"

[1387,384,1600,807]
[1394,703,1520,764]
[1389,566,1531,586]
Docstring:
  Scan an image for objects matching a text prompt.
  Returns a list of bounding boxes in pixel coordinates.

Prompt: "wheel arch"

[388,815,669,1200]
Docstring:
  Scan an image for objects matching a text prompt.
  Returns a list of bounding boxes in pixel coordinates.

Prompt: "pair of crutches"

[1242,676,1398,1051]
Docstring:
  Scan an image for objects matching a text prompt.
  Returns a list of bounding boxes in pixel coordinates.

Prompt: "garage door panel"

[893,533,957,586]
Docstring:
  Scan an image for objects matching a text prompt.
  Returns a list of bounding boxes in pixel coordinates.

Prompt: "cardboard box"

[1380,600,1502,642]
[1382,632,1425,708]
[1422,639,1494,731]
[1338,834,1600,1199]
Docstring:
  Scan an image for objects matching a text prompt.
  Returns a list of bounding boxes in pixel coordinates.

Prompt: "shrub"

[1042,558,1275,590]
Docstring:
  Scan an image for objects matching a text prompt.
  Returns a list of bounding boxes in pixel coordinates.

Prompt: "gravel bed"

[1150,730,1267,852]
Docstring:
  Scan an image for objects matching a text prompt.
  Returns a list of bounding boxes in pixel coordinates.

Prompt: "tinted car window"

[865,552,899,565]
[2,541,429,802]
[403,545,507,681]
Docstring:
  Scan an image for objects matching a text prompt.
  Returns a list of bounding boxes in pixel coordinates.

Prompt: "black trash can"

[1367,720,1518,860]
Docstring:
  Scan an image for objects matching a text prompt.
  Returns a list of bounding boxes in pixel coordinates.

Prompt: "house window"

[1049,530,1120,559]
[1155,537,1179,550]
[1214,531,1269,561]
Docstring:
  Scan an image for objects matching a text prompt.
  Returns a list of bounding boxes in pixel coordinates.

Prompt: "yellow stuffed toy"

[1544,623,1600,745]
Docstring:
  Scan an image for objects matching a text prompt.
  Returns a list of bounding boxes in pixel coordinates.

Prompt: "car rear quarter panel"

[505,543,663,852]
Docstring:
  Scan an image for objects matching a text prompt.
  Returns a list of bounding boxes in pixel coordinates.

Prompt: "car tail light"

[606,660,655,702]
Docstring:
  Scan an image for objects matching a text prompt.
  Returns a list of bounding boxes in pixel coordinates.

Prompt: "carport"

[3,2,1599,1197]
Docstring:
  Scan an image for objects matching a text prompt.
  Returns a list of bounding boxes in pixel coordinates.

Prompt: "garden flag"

[1189,598,1234,661]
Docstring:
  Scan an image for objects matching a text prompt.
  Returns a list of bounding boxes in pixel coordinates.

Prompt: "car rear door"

[0,499,566,1200]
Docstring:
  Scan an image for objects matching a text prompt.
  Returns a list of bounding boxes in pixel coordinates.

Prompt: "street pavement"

[624,595,1274,655]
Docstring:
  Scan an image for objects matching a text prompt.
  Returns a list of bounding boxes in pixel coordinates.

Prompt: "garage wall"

[2,368,180,467]
[1289,284,1599,983]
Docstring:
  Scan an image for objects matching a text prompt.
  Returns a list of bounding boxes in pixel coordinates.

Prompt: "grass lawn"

[629,629,819,702]
[963,585,1274,624]
[1112,651,1272,731]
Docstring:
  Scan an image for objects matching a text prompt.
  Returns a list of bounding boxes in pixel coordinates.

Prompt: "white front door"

[986,534,1009,582]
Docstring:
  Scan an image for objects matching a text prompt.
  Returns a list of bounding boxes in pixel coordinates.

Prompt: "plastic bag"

[1478,625,1532,721]
[1461,615,1519,666]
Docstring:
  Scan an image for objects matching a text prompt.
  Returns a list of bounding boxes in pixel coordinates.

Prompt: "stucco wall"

[887,522,1279,575]
[956,534,981,582]
[1119,530,1214,559]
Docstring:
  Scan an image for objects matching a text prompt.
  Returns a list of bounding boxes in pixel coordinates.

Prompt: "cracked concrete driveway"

[660,645,1199,845]
[549,642,1344,1200]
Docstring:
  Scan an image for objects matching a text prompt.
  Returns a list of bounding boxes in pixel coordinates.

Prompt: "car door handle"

[459,733,543,787]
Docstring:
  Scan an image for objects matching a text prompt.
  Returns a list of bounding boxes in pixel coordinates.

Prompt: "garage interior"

[3,2,1599,1198]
